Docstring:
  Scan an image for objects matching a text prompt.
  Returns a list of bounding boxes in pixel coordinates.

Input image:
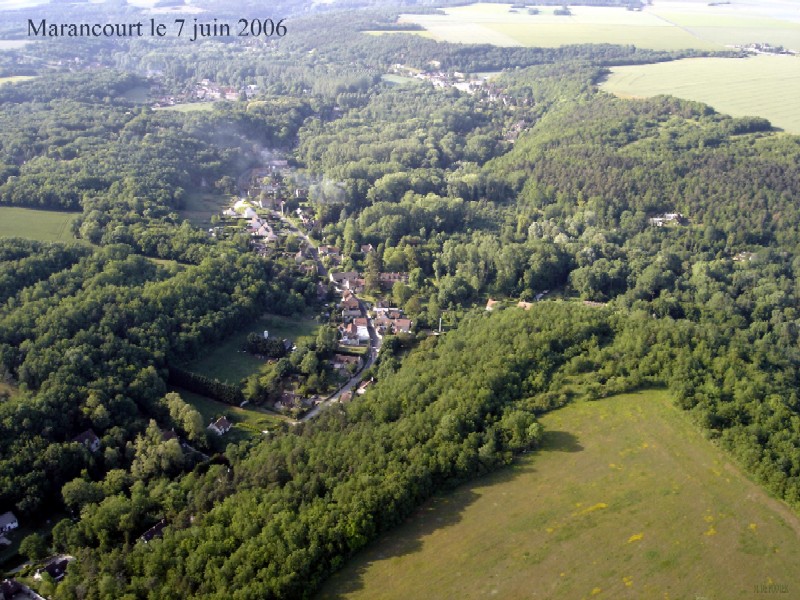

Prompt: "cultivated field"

[182,314,320,384]
[400,2,800,51]
[601,55,800,134]
[319,390,800,600]
[0,207,80,242]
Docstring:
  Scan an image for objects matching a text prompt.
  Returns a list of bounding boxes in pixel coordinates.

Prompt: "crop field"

[319,390,800,600]
[601,55,800,134]
[183,314,320,384]
[0,207,80,242]
[400,2,800,51]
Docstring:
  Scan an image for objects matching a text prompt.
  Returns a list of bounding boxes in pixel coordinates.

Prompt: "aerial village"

[202,154,413,418]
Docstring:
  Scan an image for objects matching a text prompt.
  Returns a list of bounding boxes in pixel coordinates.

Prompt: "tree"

[20,533,48,561]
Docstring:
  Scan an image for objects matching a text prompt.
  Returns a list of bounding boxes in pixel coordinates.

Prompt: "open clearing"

[601,55,800,134]
[179,190,231,227]
[171,387,285,447]
[400,2,800,51]
[182,314,320,384]
[0,75,36,85]
[0,207,80,242]
[154,101,216,113]
[319,390,800,600]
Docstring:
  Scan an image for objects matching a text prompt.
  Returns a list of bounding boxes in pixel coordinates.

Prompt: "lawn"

[601,55,800,134]
[170,387,285,448]
[318,390,800,599]
[0,207,80,242]
[179,190,231,227]
[182,314,321,384]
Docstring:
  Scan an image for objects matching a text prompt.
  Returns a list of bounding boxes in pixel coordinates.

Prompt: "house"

[318,245,341,259]
[354,318,370,342]
[340,323,360,346]
[161,429,178,442]
[339,391,353,403]
[517,301,533,310]
[332,354,362,371]
[330,271,360,287]
[648,212,685,227]
[0,512,17,533]
[72,429,101,453]
[391,318,413,334]
[275,391,301,411]
[485,298,499,311]
[379,272,409,288]
[2,578,22,600]
[360,244,375,254]
[140,519,167,544]
[34,558,70,582]
[356,379,373,395]
[344,278,366,294]
[207,417,233,436]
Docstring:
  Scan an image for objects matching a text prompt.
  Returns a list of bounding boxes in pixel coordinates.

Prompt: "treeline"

[168,367,245,406]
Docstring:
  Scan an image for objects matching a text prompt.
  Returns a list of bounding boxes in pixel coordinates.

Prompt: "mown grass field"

[401,2,800,51]
[183,314,320,384]
[0,207,80,242]
[601,55,800,134]
[154,101,216,113]
[318,390,800,600]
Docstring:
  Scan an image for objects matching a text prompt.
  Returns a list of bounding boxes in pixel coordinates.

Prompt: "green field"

[319,390,800,600]
[171,387,285,447]
[183,314,320,384]
[0,207,80,242]
[0,76,36,85]
[601,55,800,134]
[179,191,231,227]
[400,2,800,51]
[381,74,419,86]
[154,101,216,113]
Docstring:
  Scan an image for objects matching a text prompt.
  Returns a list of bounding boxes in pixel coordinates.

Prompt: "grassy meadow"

[179,190,231,227]
[154,101,216,113]
[0,75,36,85]
[318,390,800,600]
[601,55,800,134]
[183,314,320,384]
[0,207,80,242]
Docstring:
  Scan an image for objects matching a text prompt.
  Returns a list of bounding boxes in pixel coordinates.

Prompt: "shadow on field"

[540,429,584,453]
[317,460,545,598]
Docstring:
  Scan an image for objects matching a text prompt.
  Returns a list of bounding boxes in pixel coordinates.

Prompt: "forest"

[1,3,800,598]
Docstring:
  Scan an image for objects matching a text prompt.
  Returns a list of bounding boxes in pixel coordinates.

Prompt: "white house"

[208,417,233,436]
[0,512,18,533]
